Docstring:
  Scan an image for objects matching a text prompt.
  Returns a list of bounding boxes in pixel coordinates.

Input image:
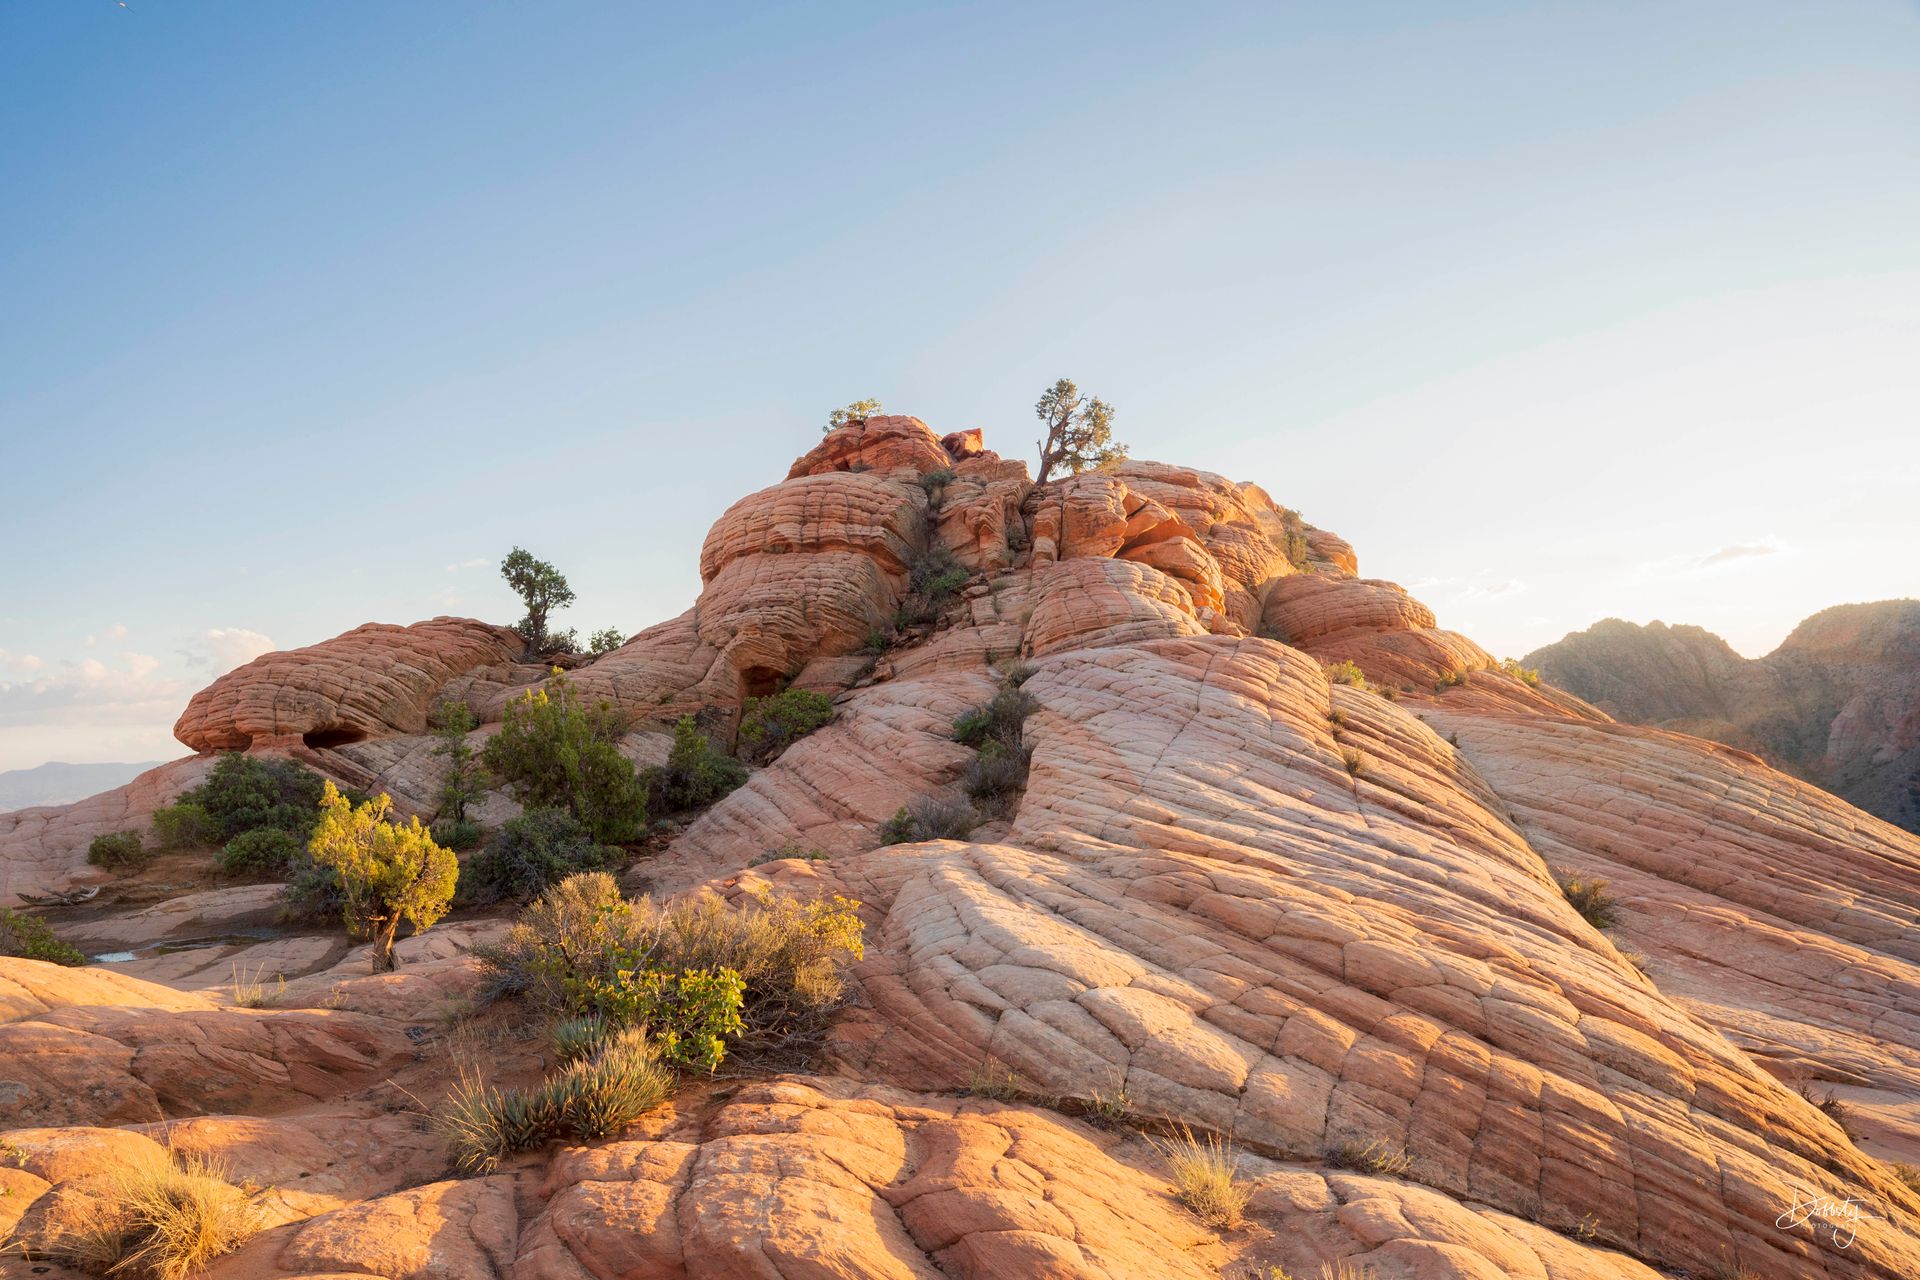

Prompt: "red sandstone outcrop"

[175,616,526,753]
[5,413,1919,1278]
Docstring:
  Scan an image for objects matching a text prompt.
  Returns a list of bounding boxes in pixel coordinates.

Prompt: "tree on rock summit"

[1033,377,1126,489]
[501,546,577,654]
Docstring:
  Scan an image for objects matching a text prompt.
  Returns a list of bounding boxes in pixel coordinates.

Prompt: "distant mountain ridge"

[1525,600,1920,832]
[0,760,166,813]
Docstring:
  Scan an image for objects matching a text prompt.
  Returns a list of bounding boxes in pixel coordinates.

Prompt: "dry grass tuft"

[228,960,284,1009]
[1154,1124,1250,1229]
[965,1056,1024,1101]
[49,1147,258,1279]
[1325,1138,1412,1177]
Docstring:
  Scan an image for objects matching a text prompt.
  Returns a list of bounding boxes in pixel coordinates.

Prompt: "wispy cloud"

[1698,539,1784,567]
[1635,536,1791,580]
[0,649,45,675]
[445,557,490,573]
[83,623,128,648]
[1405,573,1527,600]
[179,628,277,674]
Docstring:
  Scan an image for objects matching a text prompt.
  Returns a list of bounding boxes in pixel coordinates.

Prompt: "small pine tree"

[824,398,882,433]
[435,699,480,822]
[1032,378,1126,489]
[307,782,458,972]
[500,547,577,653]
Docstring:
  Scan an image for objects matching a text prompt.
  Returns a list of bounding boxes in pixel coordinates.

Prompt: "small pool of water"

[91,929,284,965]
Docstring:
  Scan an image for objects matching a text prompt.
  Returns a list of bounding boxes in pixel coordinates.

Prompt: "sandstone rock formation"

[4,414,1919,1279]
[1527,602,1920,833]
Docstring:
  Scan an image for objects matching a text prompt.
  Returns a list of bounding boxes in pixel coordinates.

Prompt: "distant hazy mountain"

[0,761,165,812]
[1526,600,1920,833]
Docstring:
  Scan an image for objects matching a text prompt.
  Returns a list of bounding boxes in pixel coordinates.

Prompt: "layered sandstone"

[3,414,1918,1279]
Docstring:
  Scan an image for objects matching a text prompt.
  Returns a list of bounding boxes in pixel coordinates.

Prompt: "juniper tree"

[1032,378,1125,489]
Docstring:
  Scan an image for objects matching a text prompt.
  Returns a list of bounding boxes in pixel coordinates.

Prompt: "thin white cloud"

[1635,537,1792,581]
[445,557,490,573]
[189,628,277,675]
[1463,579,1527,600]
[1698,539,1784,567]
[0,650,45,675]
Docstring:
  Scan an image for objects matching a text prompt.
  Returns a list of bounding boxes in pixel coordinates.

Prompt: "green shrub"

[918,468,957,495]
[569,965,745,1072]
[909,547,969,600]
[587,627,626,655]
[151,801,216,850]
[641,716,747,816]
[879,795,981,844]
[279,855,346,925]
[179,753,328,843]
[824,398,882,433]
[483,671,647,842]
[0,909,85,966]
[1325,659,1369,688]
[219,827,303,876]
[431,817,485,851]
[551,1014,614,1065]
[432,699,481,823]
[1500,657,1542,686]
[461,808,616,904]
[474,872,631,1008]
[737,688,835,763]
[477,876,864,1066]
[1434,668,1468,692]
[438,1027,671,1174]
[952,684,1037,751]
[861,629,890,655]
[964,742,1030,802]
[1555,870,1620,930]
[87,831,148,871]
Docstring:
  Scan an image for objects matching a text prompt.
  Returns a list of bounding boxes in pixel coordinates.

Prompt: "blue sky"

[3,0,1917,771]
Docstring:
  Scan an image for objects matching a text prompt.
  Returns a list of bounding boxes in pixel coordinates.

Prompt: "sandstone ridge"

[4,414,1918,1280]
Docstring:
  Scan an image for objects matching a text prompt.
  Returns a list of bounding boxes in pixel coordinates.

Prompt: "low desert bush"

[219,827,303,876]
[963,744,1030,802]
[438,1027,672,1174]
[1341,748,1366,777]
[87,830,149,871]
[47,1147,258,1280]
[1433,668,1468,692]
[1324,659,1368,688]
[952,683,1037,751]
[642,716,748,816]
[551,1014,614,1065]
[737,688,834,763]
[1800,1082,1860,1139]
[151,801,215,851]
[278,854,346,925]
[1326,1138,1412,1177]
[1891,1162,1920,1195]
[460,807,616,904]
[430,817,485,851]
[1155,1125,1250,1229]
[179,752,329,844]
[484,672,647,842]
[0,908,85,966]
[879,795,981,844]
[476,875,864,1068]
[1499,657,1541,686]
[1554,870,1620,930]
[918,467,957,497]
